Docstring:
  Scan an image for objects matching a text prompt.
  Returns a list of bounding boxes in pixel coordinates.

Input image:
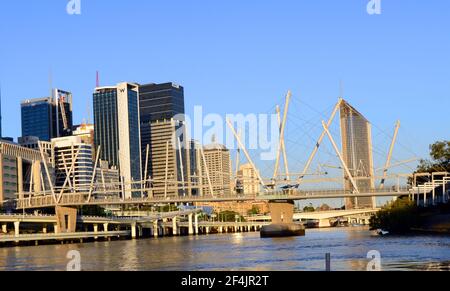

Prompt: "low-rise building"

[0,140,52,204]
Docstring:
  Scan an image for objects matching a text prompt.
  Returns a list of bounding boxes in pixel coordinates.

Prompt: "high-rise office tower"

[149,118,189,198]
[237,163,260,195]
[139,82,185,179]
[93,82,142,198]
[340,100,375,209]
[21,89,73,141]
[202,142,232,197]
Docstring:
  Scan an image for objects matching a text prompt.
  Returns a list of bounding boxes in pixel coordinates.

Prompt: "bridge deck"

[15,187,412,210]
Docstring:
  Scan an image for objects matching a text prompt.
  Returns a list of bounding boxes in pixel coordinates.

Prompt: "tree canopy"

[417,141,450,172]
[414,140,450,183]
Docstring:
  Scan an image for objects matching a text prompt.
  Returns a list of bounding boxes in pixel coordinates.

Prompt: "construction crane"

[59,92,69,132]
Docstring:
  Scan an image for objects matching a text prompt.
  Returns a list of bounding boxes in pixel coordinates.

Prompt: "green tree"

[247,206,260,216]
[303,203,315,213]
[218,211,245,222]
[413,141,450,183]
[370,197,421,233]
[79,206,107,217]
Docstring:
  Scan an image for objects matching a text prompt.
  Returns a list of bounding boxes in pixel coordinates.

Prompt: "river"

[1,227,449,271]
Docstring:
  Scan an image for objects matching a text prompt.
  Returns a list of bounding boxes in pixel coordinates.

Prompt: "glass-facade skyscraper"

[21,89,73,141]
[340,100,375,209]
[94,82,142,198]
[139,82,185,178]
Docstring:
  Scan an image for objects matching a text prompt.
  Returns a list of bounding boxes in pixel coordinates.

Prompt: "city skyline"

[0,1,449,164]
[1,1,450,274]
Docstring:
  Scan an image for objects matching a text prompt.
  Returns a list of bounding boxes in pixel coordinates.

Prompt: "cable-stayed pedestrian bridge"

[16,186,412,210]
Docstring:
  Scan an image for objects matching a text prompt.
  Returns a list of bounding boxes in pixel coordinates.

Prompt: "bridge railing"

[15,185,414,209]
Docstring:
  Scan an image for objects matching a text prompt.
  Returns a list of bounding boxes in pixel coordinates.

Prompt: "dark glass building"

[21,89,73,142]
[139,82,185,178]
[21,98,53,141]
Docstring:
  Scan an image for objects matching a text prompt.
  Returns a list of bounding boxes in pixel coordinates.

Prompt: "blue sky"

[1,1,449,205]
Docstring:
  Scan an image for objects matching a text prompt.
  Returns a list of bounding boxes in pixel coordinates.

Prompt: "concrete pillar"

[153,221,158,238]
[206,227,210,234]
[94,224,99,240]
[54,223,59,234]
[319,219,331,228]
[55,206,77,233]
[194,214,199,235]
[1,224,7,234]
[14,221,20,237]
[17,157,24,200]
[269,200,295,224]
[33,160,42,193]
[138,226,143,237]
[188,214,194,235]
[131,223,137,239]
[42,225,47,234]
[219,226,223,233]
[103,223,109,232]
[172,217,178,236]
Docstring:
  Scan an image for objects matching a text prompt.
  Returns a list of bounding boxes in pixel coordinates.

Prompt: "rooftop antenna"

[96,71,100,88]
[49,68,53,99]
[339,79,344,98]
[86,98,91,125]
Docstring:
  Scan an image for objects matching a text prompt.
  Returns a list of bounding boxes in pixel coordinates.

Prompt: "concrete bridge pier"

[14,221,20,237]
[55,206,77,233]
[261,200,305,237]
[2,223,7,234]
[195,214,199,235]
[172,217,178,236]
[131,223,137,239]
[188,214,194,235]
[42,225,47,234]
[94,224,99,240]
[269,200,294,224]
[138,226,143,237]
[103,223,109,232]
[319,219,331,228]
[153,221,159,238]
